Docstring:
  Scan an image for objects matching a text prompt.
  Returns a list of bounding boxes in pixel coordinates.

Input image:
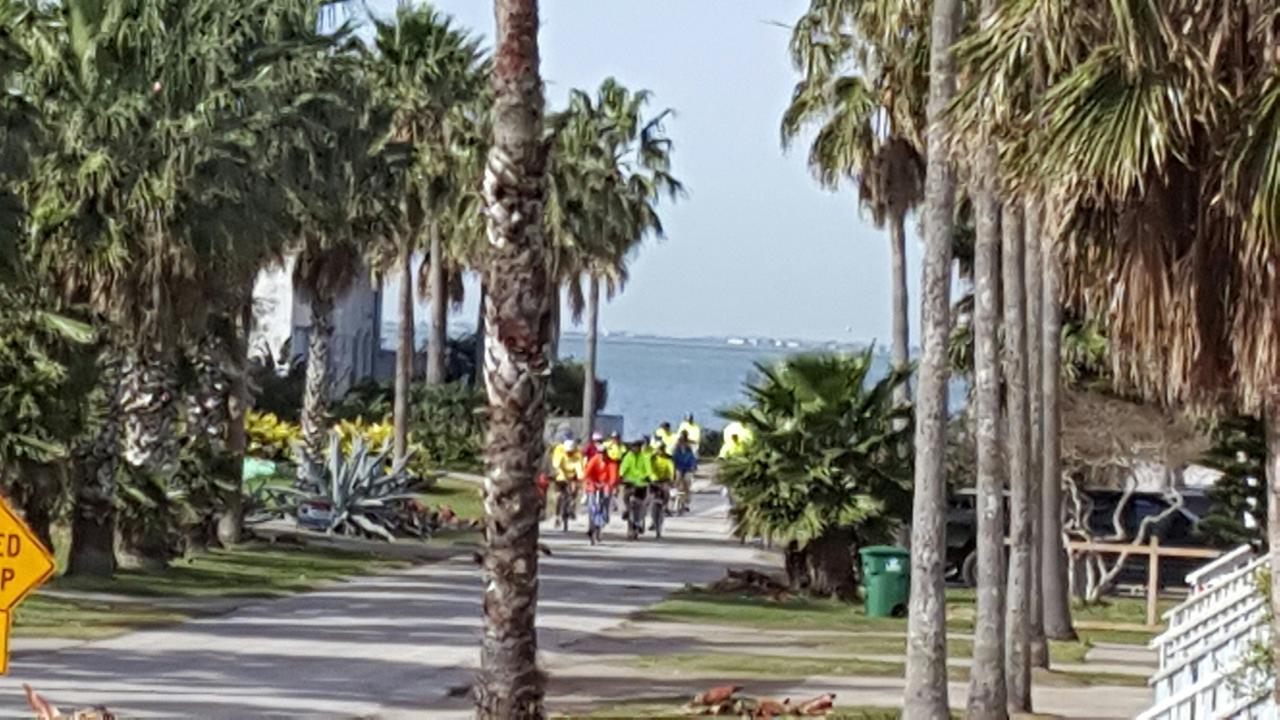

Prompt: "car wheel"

[962,549,979,588]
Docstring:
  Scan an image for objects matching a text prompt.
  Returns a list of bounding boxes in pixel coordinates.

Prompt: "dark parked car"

[945,487,1212,588]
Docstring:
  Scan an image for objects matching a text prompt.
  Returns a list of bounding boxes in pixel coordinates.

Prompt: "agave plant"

[294,432,427,541]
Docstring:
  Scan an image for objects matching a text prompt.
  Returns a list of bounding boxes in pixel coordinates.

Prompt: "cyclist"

[584,431,604,460]
[650,442,675,529]
[604,432,625,486]
[672,432,697,515]
[654,422,676,453]
[581,448,613,543]
[619,439,652,537]
[678,413,702,454]
[552,439,583,529]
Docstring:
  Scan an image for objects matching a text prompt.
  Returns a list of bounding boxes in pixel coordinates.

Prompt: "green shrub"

[546,360,607,416]
[720,351,912,600]
[410,382,486,471]
[332,380,392,422]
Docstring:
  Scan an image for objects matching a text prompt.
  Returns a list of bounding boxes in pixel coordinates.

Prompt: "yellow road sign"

[0,499,55,674]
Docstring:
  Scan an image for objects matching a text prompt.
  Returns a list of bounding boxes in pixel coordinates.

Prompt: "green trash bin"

[860,545,910,617]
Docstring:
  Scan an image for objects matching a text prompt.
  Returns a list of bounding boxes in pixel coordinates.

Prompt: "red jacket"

[582,453,615,493]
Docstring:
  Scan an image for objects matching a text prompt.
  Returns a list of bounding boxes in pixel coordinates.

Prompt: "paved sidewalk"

[0,488,765,718]
[0,481,1154,719]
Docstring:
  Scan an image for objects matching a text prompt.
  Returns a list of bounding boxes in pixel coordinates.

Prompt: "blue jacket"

[673,446,698,473]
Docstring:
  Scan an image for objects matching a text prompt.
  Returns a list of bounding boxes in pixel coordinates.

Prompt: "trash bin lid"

[859,545,909,557]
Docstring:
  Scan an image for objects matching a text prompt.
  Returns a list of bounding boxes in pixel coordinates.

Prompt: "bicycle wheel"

[651,498,664,539]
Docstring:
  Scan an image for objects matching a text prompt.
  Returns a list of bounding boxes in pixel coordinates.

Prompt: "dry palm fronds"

[685,686,835,718]
[709,568,792,601]
[24,685,114,720]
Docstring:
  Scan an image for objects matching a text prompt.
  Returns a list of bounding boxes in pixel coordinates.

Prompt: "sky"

[364,0,924,345]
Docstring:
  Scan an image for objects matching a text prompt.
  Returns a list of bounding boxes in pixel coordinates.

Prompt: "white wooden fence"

[1139,546,1273,720]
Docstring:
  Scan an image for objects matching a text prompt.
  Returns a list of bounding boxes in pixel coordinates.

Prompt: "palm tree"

[968,0,1280,691]
[782,1,927,406]
[1001,202,1032,713]
[1023,197,1049,668]
[720,351,913,598]
[1040,197,1074,641]
[949,0,1079,644]
[475,0,548,716]
[964,17,1007,707]
[288,61,398,479]
[902,0,962,715]
[367,3,488,461]
[546,79,681,437]
[22,0,328,564]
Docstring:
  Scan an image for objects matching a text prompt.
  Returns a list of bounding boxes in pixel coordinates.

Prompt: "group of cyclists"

[541,414,703,544]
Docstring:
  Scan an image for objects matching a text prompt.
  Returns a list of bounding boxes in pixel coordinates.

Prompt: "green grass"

[421,476,486,521]
[52,542,412,599]
[16,541,434,640]
[628,651,1146,688]
[642,587,1157,650]
[630,651,919,680]
[1073,596,1174,626]
[13,595,196,640]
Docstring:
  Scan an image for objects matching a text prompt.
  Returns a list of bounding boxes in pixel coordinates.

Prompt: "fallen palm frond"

[685,685,836,718]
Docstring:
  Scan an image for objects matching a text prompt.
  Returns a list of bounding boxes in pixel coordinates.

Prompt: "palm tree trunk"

[67,355,123,578]
[16,460,59,555]
[187,329,233,550]
[216,302,252,548]
[1001,201,1033,713]
[903,0,961,715]
[300,295,335,482]
[474,280,487,388]
[395,244,415,462]
[120,346,180,475]
[547,287,561,363]
[890,212,910,407]
[427,224,448,385]
[1040,217,1076,640]
[1267,400,1280,703]
[966,167,1007,718]
[476,0,549,716]
[581,274,600,437]
[1024,197,1049,669]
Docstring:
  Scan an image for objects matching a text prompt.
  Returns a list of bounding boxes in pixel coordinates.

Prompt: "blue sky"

[364,0,923,344]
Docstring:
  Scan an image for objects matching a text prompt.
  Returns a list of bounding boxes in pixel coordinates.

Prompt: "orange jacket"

[582,453,615,493]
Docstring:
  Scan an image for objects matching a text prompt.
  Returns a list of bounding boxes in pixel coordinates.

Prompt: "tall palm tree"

[546,79,681,436]
[971,0,1280,690]
[288,61,398,478]
[783,0,927,405]
[1040,196,1074,640]
[1001,202,1032,713]
[475,0,548,716]
[22,0,328,564]
[902,0,962,716]
[1023,197,1048,667]
[950,0,1079,644]
[367,3,488,461]
[964,1,1007,704]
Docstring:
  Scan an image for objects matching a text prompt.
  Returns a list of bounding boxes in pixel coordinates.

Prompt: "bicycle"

[625,484,649,540]
[585,488,609,545]
[554,481,577,532]
[649,482,670,539]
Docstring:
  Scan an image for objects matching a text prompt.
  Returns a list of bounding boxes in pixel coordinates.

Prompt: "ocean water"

[559,334,969,436]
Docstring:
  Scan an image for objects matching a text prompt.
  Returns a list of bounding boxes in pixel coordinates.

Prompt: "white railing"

[1162,555,1268,629]
[1140,545,1272,720]
[1186,545,1257,592]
